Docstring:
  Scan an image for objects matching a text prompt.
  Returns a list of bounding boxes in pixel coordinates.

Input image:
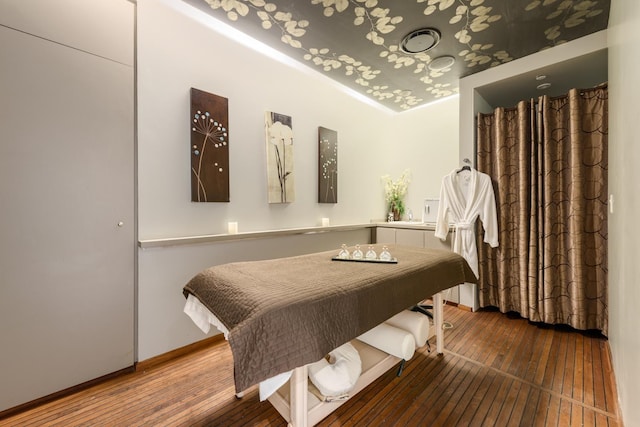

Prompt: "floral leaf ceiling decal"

[191,0,610,111]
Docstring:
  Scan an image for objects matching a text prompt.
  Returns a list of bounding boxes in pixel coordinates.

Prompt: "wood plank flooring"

[0,305,621,426]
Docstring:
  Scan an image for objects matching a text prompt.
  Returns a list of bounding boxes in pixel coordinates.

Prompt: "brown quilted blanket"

[183,245,476,393]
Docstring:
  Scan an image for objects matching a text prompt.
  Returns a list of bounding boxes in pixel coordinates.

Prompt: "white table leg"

[289,365,308,427]
[434,293,444,354]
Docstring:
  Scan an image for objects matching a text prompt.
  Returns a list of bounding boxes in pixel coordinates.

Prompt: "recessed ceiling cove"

[183,0,610,112]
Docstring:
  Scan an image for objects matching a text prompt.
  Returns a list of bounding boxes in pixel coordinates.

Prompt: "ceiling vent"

[400,28,441,54]
[428,55,456,71]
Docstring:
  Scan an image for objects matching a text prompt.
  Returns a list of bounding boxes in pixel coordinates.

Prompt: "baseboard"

[0,366,134,421]
[135,334,225,372]
[0,335,225,421]
[457,303,473,312]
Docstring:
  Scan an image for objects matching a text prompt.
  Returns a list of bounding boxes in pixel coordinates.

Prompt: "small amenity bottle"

[366,245,377,260]
[379,245,392,261]
[352,244,363,259]
[338,244,350,259]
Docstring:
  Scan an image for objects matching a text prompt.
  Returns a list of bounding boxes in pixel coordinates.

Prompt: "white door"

[0,3,134,411]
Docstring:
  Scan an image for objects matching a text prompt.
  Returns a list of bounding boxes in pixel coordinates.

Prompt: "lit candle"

[228,221,238,234]
[321,217,330,227]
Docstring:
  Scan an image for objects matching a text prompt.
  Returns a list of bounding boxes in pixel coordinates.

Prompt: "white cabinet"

[376,227,397,245]
[396,228,426,247]
[375,226,459,304]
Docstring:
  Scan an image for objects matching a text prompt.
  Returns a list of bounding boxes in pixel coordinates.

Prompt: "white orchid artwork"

[265,112,295,203]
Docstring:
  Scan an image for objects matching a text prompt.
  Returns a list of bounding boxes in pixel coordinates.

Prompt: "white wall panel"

[607,2,640,426]
[0,0,133,65]
[0,1,134,412]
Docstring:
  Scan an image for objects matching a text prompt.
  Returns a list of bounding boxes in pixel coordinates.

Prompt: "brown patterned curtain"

[476,86,608,335]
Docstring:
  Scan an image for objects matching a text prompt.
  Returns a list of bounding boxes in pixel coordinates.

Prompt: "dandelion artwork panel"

[190,88,229,202]
[318,127,337,204]
[265,111,295,204]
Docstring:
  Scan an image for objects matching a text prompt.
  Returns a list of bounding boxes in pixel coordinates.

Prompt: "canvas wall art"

[265,111,295,203]
[190,88,229,202]
[318,126,338,203]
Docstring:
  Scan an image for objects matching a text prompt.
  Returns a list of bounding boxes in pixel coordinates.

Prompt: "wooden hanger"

[458,158,472,173]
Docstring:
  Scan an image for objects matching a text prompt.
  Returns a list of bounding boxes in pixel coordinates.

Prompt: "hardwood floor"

[0,305,621,426]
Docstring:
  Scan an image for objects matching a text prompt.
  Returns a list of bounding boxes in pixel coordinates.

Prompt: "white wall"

[607,2,640,426]
[382,97,460,218]
[136,0,460,360]
[138,0,459,241]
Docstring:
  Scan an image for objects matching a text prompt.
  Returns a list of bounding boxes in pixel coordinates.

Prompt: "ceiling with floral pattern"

[182,0,610,112]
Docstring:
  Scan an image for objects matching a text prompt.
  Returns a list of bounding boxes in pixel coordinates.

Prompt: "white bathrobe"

[435,168,498,278]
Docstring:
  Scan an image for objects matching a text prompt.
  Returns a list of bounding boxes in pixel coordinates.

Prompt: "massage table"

[183,245,476,427]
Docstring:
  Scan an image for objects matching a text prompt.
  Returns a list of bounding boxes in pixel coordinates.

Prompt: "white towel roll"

[308,342,362,398]
[385,310,430,348]
[357,323,415,360]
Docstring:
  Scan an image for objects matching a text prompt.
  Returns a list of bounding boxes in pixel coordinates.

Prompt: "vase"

[392,207,401,221]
